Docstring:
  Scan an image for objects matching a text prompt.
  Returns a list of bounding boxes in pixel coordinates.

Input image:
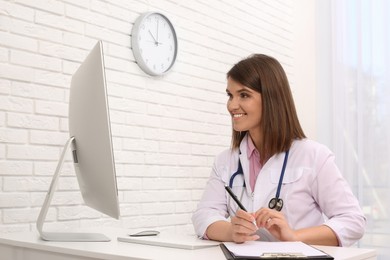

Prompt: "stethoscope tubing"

[275,149,289,199]
[228,160,245,188]
[228,149,289,211]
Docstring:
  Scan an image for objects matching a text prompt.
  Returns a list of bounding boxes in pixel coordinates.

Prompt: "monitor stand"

[36,136,111,242]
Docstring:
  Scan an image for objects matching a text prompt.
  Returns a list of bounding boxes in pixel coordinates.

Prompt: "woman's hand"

[254,207,297,242]
[230,209,259,243]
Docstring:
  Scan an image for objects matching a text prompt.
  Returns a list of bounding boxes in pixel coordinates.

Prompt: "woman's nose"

[227,97,239,110]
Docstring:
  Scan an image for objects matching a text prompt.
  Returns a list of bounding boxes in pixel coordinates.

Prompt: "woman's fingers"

[254,208,285,227]
[235,209,258,229]
[232,232,260,243]
[254,207,296,241]
[231,210,259,243]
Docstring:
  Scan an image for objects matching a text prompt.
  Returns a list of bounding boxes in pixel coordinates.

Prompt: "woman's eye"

[240,93,249,98]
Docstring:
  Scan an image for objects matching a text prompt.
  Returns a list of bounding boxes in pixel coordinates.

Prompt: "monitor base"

[36,137,111,242]
[40,231,110,242]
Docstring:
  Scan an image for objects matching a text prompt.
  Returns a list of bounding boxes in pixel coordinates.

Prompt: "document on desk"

[221,241,334,259]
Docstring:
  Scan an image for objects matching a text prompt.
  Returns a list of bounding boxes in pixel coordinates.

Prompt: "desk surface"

[0,228,377,260]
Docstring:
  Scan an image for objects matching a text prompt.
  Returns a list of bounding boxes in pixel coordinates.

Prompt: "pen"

[224,185,258,229]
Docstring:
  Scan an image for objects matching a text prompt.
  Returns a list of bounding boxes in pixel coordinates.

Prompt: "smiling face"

[226,77,263,141]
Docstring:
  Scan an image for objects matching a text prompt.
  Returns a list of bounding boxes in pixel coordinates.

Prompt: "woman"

[192,54,365,247]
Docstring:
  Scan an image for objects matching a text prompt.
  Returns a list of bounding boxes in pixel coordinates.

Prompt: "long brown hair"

[227,54,305,163]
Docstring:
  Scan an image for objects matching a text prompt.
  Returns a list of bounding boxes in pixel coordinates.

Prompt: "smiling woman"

[192,54,366,247]
[227,54,305,165]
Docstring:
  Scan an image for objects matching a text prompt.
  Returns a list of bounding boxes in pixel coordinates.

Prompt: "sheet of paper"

[223,241,328,257]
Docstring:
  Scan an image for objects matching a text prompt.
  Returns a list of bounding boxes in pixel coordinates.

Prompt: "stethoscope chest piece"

[268,197,283,212]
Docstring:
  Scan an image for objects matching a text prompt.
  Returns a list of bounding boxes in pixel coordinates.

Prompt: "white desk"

[0,228,376,260]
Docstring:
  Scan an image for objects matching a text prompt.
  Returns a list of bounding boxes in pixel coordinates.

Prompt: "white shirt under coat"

[192,134,366,246]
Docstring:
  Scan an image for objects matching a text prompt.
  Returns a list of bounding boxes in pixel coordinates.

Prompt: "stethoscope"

[228,149,290,212]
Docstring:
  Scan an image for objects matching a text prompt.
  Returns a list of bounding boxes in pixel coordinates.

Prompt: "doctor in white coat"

[192,54,365,247]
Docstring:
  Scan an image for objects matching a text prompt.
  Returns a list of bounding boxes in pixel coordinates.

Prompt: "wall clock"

[131,12,178,76]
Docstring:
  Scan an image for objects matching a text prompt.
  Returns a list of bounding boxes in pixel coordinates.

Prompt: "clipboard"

[220,242,334,260]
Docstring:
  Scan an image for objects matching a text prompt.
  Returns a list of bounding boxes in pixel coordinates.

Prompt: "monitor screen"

[69,41,120,219]
[37,41,120,241]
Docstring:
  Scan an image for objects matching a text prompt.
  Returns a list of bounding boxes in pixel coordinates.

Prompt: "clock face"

[132,12,178,76]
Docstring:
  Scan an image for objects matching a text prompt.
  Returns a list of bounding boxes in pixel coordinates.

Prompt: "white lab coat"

[192,135,366,246]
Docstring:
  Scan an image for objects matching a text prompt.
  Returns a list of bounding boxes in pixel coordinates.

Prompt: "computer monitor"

[36,41,120,242]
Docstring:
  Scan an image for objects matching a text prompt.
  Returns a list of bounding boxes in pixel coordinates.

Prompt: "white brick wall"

[0,0,297,234]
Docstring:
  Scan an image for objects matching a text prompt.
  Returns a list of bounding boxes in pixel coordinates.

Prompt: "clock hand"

[156,20,159,42]
[148,30,158,45]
